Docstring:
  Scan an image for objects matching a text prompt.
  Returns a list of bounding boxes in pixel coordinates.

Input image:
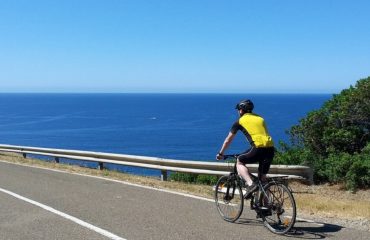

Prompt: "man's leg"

[237,147,259,186]
[258,173,267,183]
[258,147,274,183]
[237,160,253,186]
[237,157,259,198]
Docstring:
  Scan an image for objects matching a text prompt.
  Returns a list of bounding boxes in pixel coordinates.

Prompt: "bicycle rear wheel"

[259,182,296,234]
[214,175,244,222]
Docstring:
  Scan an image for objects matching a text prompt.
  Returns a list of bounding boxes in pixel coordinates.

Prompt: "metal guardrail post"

[98,162,104,170]
[161,170,168,181]
[22,153,27,158]
[54,157,60,163]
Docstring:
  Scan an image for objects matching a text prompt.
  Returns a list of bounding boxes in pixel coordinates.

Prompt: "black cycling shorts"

[237,147,275,174]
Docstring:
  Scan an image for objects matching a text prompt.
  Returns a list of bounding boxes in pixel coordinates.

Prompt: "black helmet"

[236,99,254,112]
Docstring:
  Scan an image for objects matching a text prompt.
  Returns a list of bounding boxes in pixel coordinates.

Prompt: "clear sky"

[0,0,369,93]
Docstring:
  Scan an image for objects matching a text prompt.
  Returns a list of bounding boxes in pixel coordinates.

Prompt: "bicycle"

[214,154,296,235]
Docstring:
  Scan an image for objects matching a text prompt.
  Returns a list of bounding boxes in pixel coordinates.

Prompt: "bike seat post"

[233,161,238,175]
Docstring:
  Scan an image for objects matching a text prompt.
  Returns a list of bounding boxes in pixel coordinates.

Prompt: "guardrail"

[0,144,313,183]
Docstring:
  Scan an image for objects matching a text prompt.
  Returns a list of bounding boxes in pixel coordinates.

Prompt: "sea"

[0,93,331,176]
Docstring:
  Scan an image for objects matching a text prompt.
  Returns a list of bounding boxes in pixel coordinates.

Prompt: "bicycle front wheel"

[214,175,244,222]
[259,182,296,234]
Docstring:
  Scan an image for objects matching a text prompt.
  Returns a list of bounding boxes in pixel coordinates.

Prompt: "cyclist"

[216,99,275,198]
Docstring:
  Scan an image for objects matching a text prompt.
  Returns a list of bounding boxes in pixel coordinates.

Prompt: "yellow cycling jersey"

[231,113,274,148]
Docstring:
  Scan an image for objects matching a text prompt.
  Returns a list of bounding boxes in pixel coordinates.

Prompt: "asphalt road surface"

[0,160,369,240]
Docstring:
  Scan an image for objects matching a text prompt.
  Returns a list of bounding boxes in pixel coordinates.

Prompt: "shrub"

[277,142,370,190]
[289,77,370,157]
[196,174,218,185]
[345,151,370,191]
[275,141,317,165]
[169,172,218,185]
[169,172,197,183]
[280,77,370,190]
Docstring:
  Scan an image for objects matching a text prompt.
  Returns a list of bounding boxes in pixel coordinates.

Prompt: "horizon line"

[0,91,334,95]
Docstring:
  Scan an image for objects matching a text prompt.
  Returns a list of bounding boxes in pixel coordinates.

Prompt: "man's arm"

[216,132,236,160]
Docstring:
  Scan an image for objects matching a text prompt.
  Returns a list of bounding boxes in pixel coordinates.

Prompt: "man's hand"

[216,153,224,160]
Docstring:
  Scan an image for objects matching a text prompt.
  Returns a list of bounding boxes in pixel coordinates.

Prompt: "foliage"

[169,172,218,185]
[289,77,370,156]
[274,141,317,165]
[170,172,197,183]
[316,148,370,190]
[277,77,370,190]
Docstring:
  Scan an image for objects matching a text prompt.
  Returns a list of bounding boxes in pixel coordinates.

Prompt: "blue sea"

[0,93,330,176]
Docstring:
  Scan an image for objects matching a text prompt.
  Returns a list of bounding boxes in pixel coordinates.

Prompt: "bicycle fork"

[223,176,237,202]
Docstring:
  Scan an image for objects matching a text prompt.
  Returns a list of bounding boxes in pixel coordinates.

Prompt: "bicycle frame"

[218,154,296,234]
[224,154,268,198]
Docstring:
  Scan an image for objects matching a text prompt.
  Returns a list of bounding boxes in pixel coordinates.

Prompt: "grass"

[1,152,369,222]
[292,183,370,220]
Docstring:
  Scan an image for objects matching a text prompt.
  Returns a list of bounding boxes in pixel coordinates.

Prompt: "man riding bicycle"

[216,99,275,198]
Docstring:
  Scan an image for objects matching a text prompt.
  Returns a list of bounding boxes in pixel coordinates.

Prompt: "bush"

[317,153,353,183]
[345,151,370,191]
[196,174,218,185]
[277,141,370,190]
[279,77,370,190]
[289,77,370,157]
[169,172,218,185]
[169,172,197,183]
[275,141,317,165]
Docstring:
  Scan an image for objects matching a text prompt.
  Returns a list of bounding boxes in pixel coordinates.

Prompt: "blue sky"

[0,0,369,93]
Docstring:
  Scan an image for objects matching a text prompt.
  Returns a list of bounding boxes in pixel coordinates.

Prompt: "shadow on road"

[286,221,343,239]
[236,218,343,239]
[236,218,262,227]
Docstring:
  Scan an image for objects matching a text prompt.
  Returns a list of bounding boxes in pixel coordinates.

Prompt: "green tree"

[290,77,370,156]
[277,77,370,190]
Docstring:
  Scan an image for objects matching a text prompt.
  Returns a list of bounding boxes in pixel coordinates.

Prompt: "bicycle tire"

[259,182,296,234]
[214,175,244,222]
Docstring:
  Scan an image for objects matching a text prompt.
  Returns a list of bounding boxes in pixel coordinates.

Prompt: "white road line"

[0,160,214,203]
[0,160,318,224]
[296,217,325,226]
[0,187,126,240]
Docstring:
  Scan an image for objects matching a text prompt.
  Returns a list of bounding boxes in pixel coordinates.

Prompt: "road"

[0,160,369,240]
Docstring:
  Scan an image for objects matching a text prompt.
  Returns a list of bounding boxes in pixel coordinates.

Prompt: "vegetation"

[169,172,218,185]
[276,77,370,190]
